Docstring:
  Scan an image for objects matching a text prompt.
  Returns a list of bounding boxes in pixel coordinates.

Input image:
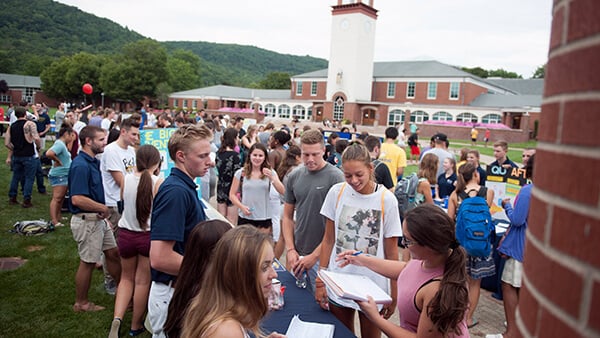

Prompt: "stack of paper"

[285,315,334,338]
[318,270,392,304]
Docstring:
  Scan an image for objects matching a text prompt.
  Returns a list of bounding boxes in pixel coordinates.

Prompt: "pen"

[352,251,363,256]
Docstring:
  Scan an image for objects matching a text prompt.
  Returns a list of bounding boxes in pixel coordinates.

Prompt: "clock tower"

[326,0,377,107]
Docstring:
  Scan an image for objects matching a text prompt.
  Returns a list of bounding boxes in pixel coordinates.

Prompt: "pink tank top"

[397,260,470,337]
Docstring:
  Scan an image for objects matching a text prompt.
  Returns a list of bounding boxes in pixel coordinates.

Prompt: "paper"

[318,270,392,304]
[285,315,334,338]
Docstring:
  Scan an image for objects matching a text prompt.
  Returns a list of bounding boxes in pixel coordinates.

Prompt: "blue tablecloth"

[261,268,357,338]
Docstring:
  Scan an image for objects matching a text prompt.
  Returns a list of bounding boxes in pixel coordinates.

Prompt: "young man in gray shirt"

[282,130,344,292]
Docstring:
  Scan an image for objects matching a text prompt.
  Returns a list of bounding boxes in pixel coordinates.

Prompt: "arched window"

[411,110,429,123]
[293,105,306,120]
[307,106,313,118]
[432,111,453,121]
[333,96,345,121]
[456,112,478,123]
[278,104,291,119]
[387,109,405,126]
[264,104,276,117]
[482,113,502,124]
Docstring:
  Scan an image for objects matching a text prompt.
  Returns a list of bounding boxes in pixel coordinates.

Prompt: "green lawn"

[0,144,148,338]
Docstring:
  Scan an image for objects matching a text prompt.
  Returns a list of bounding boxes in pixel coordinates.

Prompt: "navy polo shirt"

[437,172,457,198]
[150,167,206,284]
[68,151,105,214]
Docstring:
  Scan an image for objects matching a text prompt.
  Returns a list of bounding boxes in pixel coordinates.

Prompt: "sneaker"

[53,222,65,227]
[22,199,33,208]
[104,279,117,296]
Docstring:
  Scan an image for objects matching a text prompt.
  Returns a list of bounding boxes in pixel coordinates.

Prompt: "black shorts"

[238,217,272,229]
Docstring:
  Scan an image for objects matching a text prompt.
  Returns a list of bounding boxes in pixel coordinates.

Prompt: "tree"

[258,72,291,89]
[461,66,488,78]
[532,64,545,79]
[41,52,105,100]
[0,79,8,94]
[100,39,168,103]
[155,82,172,108]
[488,68,522,79]
[167,58,199,92]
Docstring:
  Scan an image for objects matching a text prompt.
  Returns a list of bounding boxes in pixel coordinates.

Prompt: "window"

[449,82,460,100]
[482,113,502,124]
[173,99,178,108]
[22,88,34,103]
[192,100,197,109]
[411,110,429,123]
[296,82,303,96]
[427,82,437,99]
[307,106,313,117]
[456,112,478,123]
[0,95,10,103]
[293,105,306,119]
[387,82,396,98]
[278,104,290,119]
[406,82,415,98]
[311,81,317,96]
[432,111,453,121]
[333,96,344,121]
[387,109,405,126]
[264,104,276,117]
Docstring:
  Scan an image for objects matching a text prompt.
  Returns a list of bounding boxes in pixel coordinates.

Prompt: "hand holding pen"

[335,250,367,268]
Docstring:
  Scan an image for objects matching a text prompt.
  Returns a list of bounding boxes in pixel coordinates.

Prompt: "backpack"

[394,173,420,218]
[10,220,54,236]
[455,188,494,257]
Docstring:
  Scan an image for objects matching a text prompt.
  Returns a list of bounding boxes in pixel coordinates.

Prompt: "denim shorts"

[49,175,68,187]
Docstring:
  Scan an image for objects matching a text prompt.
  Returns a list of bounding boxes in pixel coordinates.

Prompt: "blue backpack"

[456,188,494,257]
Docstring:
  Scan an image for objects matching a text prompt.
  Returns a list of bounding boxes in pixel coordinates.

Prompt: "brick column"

[518,1,600,337]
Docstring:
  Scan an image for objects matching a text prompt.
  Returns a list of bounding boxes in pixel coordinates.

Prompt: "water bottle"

[295,271,307,289]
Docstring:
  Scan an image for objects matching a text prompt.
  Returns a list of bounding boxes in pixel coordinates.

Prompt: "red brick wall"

[292,81,327,100]
[518,1,600,337]
[372,80,488,106]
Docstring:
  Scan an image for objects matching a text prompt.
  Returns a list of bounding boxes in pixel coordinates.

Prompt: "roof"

[469,93,542,109]
[171,85,290,100]
[485,79,545,95]
[293,60,478,79]
[0,73,42,88]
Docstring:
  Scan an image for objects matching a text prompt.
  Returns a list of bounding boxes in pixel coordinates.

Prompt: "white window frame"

[173,99,178,108]
[427,82,437,99]
[432,111,453,121]
[278,104,291,119]
[449,82,460,100]
[293,105,306,119]
[311,81,317,96]
[387,82,396,98]
[387,109,405,126]
[333,96,344,121]
[412,110,430,123]
[456,112,478,123]
[264,103,276,117]
[296,82,303,96]
[406,82,415,98]
[482,113,502,124]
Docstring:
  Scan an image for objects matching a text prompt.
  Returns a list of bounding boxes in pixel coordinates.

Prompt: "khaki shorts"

[70,213,117,263]
[501,257,523,288]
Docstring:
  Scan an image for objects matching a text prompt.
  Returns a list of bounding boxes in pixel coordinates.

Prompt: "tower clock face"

[340,19,350,30]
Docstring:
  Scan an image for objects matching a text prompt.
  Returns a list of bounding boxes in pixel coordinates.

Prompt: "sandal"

[73,302,105,312]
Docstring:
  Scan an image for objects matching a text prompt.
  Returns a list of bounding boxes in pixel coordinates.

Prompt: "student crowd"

[4,101,534,338]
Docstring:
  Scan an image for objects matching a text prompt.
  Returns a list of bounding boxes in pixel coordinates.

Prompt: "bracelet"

[287,248,296,253]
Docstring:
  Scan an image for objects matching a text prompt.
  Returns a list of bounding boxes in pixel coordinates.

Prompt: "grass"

[0,144,148,338]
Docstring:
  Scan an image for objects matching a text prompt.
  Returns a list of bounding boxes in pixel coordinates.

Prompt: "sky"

[55,0,552,78]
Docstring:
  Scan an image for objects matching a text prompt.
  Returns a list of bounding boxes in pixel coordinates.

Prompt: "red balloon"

[82,83,93,95]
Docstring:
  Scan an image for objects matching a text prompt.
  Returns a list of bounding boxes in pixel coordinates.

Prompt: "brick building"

[169,0,543,142]
[0,73,59,107]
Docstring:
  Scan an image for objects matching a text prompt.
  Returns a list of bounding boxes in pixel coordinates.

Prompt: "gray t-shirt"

[258,131,271,146]
[234,168,276,220]
[284,163,344,256]
[422,147,454,178]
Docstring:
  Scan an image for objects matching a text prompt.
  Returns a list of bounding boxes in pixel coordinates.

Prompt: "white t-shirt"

[101,118,112,131]
[101,142,136,206]
[320,182,403,310]
[118,173,160,231]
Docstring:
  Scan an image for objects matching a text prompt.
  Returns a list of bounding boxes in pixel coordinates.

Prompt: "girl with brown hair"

[338,204,470,337]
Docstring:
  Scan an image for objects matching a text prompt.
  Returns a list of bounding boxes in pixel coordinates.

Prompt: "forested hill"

[0,0,328,86]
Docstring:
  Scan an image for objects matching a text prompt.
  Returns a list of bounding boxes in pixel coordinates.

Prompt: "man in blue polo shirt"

[69,125,121,313]
[147,124,213,337]
[489,140,518,175]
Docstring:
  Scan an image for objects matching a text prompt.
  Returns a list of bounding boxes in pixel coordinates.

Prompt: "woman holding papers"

[181,225,284,338]
[317,141,402,338]
[337,204,470,337]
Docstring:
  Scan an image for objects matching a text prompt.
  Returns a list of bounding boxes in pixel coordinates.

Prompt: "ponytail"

[136,169,153,230]
[456,162,477,193]
[426,245,469,336]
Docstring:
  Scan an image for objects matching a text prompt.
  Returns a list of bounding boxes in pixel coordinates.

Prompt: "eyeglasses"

[401,237,418,247]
